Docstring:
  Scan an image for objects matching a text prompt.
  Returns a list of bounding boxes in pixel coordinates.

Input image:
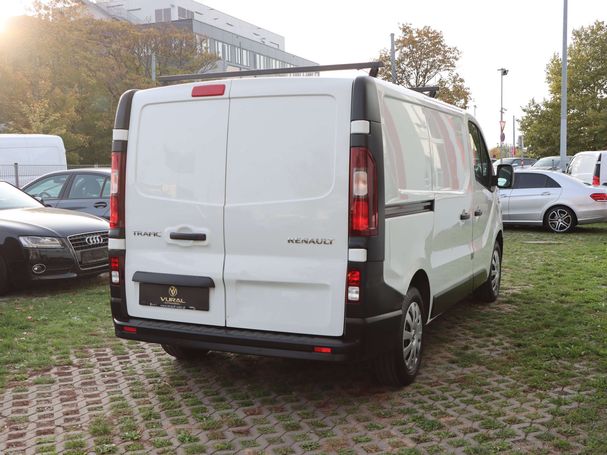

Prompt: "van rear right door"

[222,78,352,337]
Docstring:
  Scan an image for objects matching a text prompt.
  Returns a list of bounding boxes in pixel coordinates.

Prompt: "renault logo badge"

[168,286,178,297]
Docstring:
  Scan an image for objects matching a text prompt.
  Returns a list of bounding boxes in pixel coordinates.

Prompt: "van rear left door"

[123,83,230,327]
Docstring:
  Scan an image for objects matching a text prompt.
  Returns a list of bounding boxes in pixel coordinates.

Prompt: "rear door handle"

[474,209,483,217]
[460,211,471,220]
[169,232,207,241]
[541,192,551,196]
[94,202,107,208]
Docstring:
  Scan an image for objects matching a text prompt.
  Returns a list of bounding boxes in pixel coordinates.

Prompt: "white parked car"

[107,63,512,386]
[499,169,607,233]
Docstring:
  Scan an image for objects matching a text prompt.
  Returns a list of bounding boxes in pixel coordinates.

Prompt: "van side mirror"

[492,164,514,189]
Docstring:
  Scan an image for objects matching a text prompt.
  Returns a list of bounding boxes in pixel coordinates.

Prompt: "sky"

[2,0,605,149]
[199,0,605,149]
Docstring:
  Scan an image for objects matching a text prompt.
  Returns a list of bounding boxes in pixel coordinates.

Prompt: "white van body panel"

[0,134,67,186]
[223,78,351,336]
[375,81,497,317]
[123,82,231,326]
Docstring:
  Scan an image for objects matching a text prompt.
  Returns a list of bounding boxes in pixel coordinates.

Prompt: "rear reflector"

[346,268,361,304]
[192,84,225,97]
[122,326,137,333]
[314,346,332,353]
[590,193,607,201]
[110,256,121,284]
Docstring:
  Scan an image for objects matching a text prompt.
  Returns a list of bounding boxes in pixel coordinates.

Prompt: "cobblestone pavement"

[0,301,601,455]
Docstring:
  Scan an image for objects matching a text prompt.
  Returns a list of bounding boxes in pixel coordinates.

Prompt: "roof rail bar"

[410,86,439,98]
[158,61,384,84]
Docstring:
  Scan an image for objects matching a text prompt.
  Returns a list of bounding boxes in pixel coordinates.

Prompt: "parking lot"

[1,226,606,455]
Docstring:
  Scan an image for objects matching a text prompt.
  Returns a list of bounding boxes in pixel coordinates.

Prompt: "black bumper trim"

[115,318,359,362]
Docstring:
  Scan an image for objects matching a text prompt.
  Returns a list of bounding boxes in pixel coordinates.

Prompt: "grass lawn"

[0,224,606,452]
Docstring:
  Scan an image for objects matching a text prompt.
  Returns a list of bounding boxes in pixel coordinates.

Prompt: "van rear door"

[223,78,351,337]
[123,83,230,326]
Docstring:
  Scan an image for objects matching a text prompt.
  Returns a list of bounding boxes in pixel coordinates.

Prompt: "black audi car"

[0,181,109,294]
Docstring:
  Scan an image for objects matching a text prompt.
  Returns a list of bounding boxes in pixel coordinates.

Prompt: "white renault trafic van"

[566,150,607,186]
[108,63,511,386]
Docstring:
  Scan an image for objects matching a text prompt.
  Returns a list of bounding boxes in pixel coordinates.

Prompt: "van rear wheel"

[373,287,424,387]
[161,344,208,360]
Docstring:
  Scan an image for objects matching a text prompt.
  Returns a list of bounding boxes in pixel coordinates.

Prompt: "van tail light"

[346,268,361,304]
[110,151,126,229]
[590,193,607,201]
[110,255,121,284]
[592,175,600,186]
[349,147,378,236]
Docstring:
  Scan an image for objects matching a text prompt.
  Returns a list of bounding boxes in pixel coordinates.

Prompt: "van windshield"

[0,182,43,210]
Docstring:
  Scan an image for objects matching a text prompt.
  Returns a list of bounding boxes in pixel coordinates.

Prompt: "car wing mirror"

[492,164,514,189]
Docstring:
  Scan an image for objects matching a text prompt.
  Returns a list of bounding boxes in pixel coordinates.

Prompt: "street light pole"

[559,0,568,170]
[498,68,509,160]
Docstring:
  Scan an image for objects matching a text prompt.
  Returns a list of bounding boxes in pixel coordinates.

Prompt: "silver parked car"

[498,169,607,233]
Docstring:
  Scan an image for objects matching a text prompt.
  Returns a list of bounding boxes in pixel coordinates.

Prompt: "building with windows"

[86,0,317,72]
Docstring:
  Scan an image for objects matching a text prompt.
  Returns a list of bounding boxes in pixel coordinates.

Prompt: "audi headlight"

[19,236,64,249]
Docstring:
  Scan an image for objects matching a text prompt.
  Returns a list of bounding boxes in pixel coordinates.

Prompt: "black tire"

[0,257,9,296]
[373,287,424,387]
[161,344,208,360]
[544,205,576,233]
[475,242,502,303]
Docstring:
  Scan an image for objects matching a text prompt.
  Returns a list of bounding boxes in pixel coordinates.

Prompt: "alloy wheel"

[402,301,423,372]
[548,208,572,232]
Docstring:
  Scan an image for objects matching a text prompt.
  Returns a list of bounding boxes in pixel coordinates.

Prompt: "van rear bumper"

[113,312,400,362]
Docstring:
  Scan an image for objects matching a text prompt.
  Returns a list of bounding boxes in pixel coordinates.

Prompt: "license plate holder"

[80,248,108,265]
[139,283,209,311]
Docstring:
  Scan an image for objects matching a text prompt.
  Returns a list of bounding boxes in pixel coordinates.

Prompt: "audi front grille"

[67,231,109,269]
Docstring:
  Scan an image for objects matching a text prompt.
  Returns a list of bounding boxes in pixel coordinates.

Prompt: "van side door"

[425,108,474,317]
[468,121,498,287]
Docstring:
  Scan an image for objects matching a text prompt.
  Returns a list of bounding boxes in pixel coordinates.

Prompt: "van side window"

[468,121,492,188]
[382,97,432,204]
[425,108,469,192]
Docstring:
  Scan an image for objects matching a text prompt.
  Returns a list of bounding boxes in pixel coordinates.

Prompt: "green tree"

[0,0,217,164]
[520,20,607,156]
[378,24,471,109]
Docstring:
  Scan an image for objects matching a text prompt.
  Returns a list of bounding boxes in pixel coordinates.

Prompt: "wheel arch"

[409,270,431,323]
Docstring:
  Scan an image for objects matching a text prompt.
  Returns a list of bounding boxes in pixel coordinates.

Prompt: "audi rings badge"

[85,235,104,246]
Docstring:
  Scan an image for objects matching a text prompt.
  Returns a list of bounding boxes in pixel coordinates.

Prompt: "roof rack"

[410,86,439,98]
[158,61,384,84]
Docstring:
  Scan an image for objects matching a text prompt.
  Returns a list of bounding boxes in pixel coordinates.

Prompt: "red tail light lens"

[349,147,377,236]
[110,151,126,229]
[592,175,600,186]
[590,193,607,201]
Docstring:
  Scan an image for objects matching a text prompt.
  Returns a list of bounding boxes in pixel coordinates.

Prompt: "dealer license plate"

[139,283,209,311]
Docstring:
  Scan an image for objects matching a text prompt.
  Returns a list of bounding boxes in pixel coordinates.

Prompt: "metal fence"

[0,163,110,188]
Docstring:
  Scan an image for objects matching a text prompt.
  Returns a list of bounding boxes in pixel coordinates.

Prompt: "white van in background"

[108,63,513,386]
[0,134,67,187]
[566,150,607,186]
